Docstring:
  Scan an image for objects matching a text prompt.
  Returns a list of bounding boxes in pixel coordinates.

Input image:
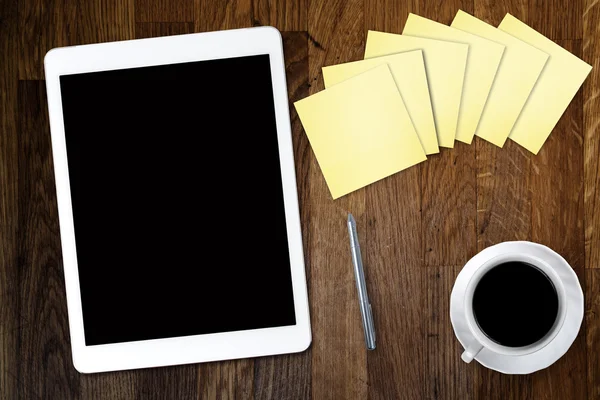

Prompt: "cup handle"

[461,343,484,363]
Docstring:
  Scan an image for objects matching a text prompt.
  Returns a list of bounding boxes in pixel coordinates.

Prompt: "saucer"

[450,242,584,374]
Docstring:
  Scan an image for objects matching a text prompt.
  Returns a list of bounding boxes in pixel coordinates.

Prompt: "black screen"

[59,55,296,346]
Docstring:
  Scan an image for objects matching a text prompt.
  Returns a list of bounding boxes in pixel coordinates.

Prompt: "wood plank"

[0,302,23,400]
[306,194,367,400]
[426,266,473,399]
[474,1,532,398]
[0,0,19,397]
[79,372,137,400]
[474,139,529,400]
[76,0,135,45]
[587,269,600,400]
[364,0,417,33]
[135,22,195,39]
[584,0,600,269]
[362,0,428,398]
[531,40,585,278]
[530,40,587,400]
[17,0,78,79]
[2,0,599,397]
[476,139,532,251]
[197,360,253,399]
[135,0,195,22]
[470,39,585,399]
[475,0,527,26]
[418,0,474,24]
[133,365,197,399]
[19,0,136,78]
[474,372,532,400]
[16,81,80,399]
[416,0,477,270]
[281,31,311,237]
[254,353,311,400]
[422,145,477,267]
[307,0,366,399]
[252,0,307,30]
[364,170,426,400]
[528,0,582,40]
[194,0,253,32]
[253,31,312,400]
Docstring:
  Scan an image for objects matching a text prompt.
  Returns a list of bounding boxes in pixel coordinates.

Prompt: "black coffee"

[472,261,559,347]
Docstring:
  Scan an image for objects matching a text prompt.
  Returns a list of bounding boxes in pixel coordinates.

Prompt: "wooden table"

[1,0,599,398]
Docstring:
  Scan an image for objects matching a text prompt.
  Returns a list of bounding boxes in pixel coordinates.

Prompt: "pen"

[347,213,376,350]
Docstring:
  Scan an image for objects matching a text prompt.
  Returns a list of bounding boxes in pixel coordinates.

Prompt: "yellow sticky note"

[364,31,468,148]
[294,65,426,199]
[322,51,439,155]
[451,10,548,147]
[403,13,505,144]
[499,14,592,154]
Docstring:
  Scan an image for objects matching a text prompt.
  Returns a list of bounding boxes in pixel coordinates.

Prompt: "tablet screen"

[59,55,297,346]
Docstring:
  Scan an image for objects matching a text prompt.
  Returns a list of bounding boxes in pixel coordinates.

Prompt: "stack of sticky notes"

[294,11,592,199]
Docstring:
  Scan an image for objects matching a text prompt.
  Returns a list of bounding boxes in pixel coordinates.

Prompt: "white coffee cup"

[460,252,568,363]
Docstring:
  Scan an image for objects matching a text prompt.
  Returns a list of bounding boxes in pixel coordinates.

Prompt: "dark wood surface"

[0,0,599,398]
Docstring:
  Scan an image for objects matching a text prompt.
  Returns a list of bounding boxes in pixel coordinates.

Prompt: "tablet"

[44,27,311,373]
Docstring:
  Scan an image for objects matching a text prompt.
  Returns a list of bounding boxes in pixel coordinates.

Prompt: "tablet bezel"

[44,26,311,373]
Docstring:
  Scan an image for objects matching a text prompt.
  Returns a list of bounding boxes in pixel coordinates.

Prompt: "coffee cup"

[451,242,584,373]
[459,250,568,363]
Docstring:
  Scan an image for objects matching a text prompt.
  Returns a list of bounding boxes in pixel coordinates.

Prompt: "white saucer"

[450,242,584,374]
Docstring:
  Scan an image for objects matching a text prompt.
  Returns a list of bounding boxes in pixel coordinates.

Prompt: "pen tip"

[348,213,355,223]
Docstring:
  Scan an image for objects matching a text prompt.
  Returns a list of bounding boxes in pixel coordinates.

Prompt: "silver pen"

[347,213,376,350]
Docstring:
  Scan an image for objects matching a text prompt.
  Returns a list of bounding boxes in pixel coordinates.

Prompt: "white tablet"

[44,27,311,373]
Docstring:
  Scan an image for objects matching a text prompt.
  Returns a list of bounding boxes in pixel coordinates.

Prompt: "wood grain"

[135,0,195,22]
[364,169,426,400]
[475,0,527,27]
[476,139,532,251]
[0,0,19,397]
[16,81,79,399]
[472,0,533,398]
[364,0,417,33]
[252,0,307,31]
[416,0,477,271]
[528,0,583,39]
[18,0,78,79]
[194,0,253,32]
[422,145,477,267]
[530,40,587,399]
[1,0,599,398]
[134,364,198,400]
[254,353,312,400]
[198,360,253,399]
[75,0,135,45]
[584,0,600,269]
[425,266,473,399]
[253,31,312,400]
[587,269,600,400]
[282,31,311,257]
[307,0,367,399]
[531,41,585,277]
[135,22,195,38]
[475,371,532,400]
[418,0,474,24]
[362,2,428,399]
[79,372,137,400]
